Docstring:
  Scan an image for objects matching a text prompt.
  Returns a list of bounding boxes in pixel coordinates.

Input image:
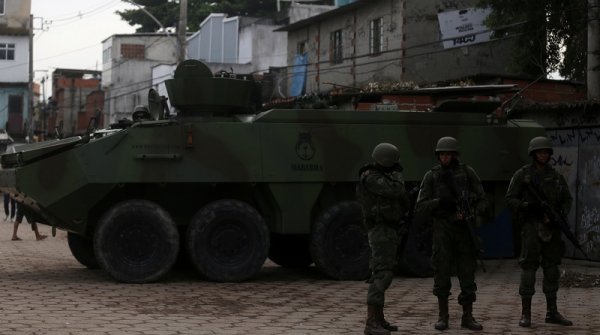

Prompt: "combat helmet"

[372,143,400,167]
[132,105,152,121]
[435,136,459,153]
[528,136,553,155]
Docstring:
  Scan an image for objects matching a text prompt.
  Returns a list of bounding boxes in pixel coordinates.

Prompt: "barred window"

[120,44,145,59]
[369,18,383,55]
[330,30,343,64]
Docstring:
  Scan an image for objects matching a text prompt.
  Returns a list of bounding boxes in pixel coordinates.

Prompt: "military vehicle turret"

[0,60,544,283]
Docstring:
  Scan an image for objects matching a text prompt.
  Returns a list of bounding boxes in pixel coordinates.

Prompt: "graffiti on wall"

[548,127,600,260]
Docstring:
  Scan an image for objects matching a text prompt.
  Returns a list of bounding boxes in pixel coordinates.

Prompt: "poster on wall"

[437,8,492,49]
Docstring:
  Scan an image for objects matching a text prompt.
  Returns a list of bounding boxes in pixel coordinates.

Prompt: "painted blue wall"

[0,86,30,131]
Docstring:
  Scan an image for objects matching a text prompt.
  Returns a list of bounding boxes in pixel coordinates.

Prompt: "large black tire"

[268,234,313,268]
[398,213,433,277]
[93,200,179,283]
[310,201,370,280]
[67,232,99,269]
[186,199,269,282]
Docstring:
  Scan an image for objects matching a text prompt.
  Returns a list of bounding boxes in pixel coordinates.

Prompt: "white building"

[101,33,178,125]
[0,0,31,137]
[186,14,287,75]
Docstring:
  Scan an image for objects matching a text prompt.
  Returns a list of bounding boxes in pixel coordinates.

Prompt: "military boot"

[519,297,532,327]
[365,305,391,335]
[461,303,483,331]
[434,297,449,331]
[545,296,573,326]
[379,307,398,332]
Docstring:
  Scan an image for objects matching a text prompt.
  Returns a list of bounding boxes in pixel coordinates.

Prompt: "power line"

[42,0,122,24]
[18,2,595,107]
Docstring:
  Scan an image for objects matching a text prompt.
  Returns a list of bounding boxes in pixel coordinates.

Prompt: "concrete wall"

[402,0,516,83]
[101,34,178,126]
[242,23,287,72]
[286,0,403,94]
[288,4,335,24]
[284,0,521,95]
[0,0,30,31]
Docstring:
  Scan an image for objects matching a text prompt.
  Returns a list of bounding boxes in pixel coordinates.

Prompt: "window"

[120,44,145,59]
[0,0,5,15]
[297,41,308,54]
[369,18,383,55]
[103,46,112,64]
[0,43,15,60]
[330,30,343,64]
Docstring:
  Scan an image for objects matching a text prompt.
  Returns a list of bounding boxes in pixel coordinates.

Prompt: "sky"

[31,0,137,88]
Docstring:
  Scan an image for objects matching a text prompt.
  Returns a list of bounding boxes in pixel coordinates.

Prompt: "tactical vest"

[426,163,474,218]
[520,164,566,208]
[356,165,405,226]
[429,163,471,200]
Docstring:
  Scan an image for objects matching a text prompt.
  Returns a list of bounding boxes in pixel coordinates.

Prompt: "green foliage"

[117,0,179,32]
[117,0,286,32]
[478,0,588,80]
[118,1,334,32]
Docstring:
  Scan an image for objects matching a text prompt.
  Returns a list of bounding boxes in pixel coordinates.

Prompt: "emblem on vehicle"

[295,132,316,160]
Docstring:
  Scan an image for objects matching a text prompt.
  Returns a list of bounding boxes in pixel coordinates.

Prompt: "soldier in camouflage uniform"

[505,136,573,327]
[356,143,410,335]
[416,136,486,331]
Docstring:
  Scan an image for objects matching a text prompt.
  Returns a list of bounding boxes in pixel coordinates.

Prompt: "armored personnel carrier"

[0,60,544,283]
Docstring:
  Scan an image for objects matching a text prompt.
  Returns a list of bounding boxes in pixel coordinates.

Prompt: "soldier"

[505,136,573,327]
[356,143,410,335]
[416,136,487,331]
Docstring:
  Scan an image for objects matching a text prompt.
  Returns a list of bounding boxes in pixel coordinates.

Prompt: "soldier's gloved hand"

[438,197,457,211]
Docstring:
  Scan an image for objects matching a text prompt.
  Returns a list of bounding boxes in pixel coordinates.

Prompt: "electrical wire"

[42,0,122,24]
[15,1,599,111]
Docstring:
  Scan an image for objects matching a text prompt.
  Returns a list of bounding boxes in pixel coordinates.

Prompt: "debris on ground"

[560,270,600,288]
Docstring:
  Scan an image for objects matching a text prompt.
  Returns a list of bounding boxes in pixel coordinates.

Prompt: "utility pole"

[28,14,34,141]
[177,0,188,63]
[589,0,600,99]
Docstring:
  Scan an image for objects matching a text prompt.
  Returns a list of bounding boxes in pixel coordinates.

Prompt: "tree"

[118,0,179,32]
[478,0,588,81]
[118,1,335,32]
[117,0,288,33]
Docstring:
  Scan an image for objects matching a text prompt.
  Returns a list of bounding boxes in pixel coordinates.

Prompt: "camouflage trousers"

[366,223,399,306]
[518,222,565,298]
[431,220,477,305]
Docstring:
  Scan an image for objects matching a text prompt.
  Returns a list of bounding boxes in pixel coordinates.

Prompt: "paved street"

[0,221,599,335]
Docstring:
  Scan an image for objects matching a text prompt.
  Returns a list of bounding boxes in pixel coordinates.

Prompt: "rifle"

[524,182,590,260]
[442,170,486,272]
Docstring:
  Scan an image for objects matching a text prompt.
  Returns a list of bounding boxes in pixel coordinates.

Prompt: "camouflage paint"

[0,61,545,239]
